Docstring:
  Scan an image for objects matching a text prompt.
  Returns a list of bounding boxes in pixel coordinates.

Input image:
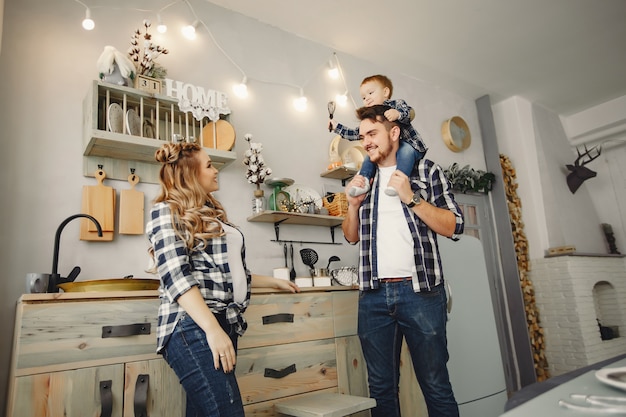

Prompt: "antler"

[571,144,602,167]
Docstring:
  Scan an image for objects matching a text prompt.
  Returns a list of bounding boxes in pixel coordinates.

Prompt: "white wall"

[0,0,488,410]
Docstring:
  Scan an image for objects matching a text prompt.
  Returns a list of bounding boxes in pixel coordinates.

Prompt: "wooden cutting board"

[119,173,145,235]
[80,169,115,241]
[201,119,236,150]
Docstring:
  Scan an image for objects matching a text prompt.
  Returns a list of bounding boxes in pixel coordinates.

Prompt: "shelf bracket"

[272,220,341,245]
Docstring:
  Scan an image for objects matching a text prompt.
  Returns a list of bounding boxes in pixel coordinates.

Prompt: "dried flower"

[242,133,272,186]
[127,20,169,78]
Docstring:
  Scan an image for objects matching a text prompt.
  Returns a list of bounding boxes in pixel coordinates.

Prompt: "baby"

[329,74,427,196]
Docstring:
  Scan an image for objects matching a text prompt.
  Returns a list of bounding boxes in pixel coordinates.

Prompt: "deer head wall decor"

[565,145,602,193]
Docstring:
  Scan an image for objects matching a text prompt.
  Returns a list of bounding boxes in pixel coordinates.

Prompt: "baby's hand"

[328,119,336,132]
[384,109,400,122]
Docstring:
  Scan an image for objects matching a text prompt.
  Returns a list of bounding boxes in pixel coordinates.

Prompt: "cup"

[26,273,51,294]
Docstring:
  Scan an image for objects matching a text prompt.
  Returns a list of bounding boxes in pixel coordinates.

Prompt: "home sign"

[164,78,231,122]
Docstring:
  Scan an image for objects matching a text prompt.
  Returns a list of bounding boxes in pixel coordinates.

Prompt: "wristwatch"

[406,192,421,208]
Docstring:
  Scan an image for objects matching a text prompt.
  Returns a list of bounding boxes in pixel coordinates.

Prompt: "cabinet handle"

[262,313,294,325]
[99,380,113,417]
[264,364,297,379]
[101,323,151,338]
[134,374,149,417]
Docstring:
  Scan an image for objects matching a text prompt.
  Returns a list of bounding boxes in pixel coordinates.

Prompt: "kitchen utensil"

[283,243,288,267]
[300,248,319,276]
[289,243,296,281]
[80,168,115,241]
[58,278,160,292]
[326,255,340,270]
[327,100,336,132]
[201,119,236,150]
[266,177,294,211]
[119,171,144,235]
[331,266,358,286]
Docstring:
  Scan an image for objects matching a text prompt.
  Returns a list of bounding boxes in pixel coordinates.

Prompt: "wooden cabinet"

[83,80,237,183]
[6,291,185,417]
[7,289,367,417]
[238,289,369,417]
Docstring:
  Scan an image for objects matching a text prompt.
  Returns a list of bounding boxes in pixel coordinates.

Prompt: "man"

[342,104,464,417]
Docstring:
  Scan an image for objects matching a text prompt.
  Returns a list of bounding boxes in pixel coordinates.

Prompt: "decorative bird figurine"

[96,45,136,86]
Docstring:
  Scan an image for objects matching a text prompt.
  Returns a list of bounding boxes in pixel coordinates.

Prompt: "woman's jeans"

[358,281,459,417]
[358,141,425,180]
[162,313,244,417]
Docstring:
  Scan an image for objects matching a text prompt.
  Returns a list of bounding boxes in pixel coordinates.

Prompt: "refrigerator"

[440,235,508,416]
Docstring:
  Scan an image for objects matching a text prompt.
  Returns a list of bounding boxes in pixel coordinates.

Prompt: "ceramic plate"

[596,367,626,392]
[340,145,367,170]
[283,184,323,209]
[329,135,342,161]
[126,109,142,136]
[107,103,124,133]
[143,119,155,139]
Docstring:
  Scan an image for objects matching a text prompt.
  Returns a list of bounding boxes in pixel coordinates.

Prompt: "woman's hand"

[205,326,237,373]
[251,274,300,292]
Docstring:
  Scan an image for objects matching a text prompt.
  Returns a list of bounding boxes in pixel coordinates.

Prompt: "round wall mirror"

[441,116,471,152]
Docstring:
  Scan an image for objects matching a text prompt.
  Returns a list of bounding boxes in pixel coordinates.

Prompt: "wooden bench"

[274,393,376,417]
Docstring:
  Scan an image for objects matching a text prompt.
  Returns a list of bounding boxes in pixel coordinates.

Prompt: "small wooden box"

[135,75,161,93]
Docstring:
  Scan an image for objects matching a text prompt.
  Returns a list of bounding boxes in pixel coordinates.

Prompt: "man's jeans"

[162,313,245,417]
[358,281,459,417]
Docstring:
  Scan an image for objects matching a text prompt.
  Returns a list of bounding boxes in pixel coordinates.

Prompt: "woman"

[147,142,299,416]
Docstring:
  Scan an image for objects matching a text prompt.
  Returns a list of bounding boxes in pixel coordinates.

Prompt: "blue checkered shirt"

[147,202,252,353]
[334,98,428,154]
[356,159,464,292]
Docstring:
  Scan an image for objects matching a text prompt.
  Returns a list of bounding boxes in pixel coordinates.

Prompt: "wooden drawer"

[241,293,335,349]
[14,298,158,373]
[237,339,338,405]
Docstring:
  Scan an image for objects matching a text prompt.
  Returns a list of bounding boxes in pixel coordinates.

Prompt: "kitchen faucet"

[49,214,103,293]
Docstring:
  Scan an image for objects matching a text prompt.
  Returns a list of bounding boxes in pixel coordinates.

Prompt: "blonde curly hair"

[153,142,230,252]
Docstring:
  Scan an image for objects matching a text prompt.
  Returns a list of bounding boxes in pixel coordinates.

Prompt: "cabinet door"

[124,358,185,417]
[11,364,124,417]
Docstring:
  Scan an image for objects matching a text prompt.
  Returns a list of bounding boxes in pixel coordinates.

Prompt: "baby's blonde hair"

[361,74,393,98]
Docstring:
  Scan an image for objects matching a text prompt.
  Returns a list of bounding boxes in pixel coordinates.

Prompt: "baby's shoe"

[384,186,398,197]
[349,182,371,197]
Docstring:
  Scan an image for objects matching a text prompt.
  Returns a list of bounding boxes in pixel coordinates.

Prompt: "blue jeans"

[358,141,425,180]
[162,313,245,417]
[358,281,459,417]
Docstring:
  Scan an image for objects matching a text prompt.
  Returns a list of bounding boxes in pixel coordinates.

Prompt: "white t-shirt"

[376,166,415,278]
[220,221,247,303]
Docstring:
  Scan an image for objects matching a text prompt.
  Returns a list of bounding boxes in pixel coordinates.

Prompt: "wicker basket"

[323,192,348,217]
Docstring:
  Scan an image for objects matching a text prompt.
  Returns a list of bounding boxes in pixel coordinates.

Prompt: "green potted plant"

[444,163,495,194]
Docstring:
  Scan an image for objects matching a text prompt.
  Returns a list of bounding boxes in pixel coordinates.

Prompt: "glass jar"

[252,189,266,214]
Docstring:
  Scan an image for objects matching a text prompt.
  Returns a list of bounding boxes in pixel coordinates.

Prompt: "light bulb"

[293,95,308,112]
[156,14,167,33]
[335,92,348,106]
[328,58,339,79]
[233,77,248,98]
[182,21,198,40]
[82,9,95,31]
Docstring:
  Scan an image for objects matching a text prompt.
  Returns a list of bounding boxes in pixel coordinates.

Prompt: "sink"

[58,278,160,292]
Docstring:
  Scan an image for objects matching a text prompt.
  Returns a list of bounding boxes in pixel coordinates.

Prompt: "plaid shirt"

[357,159,464,292]
[147,202,252,353]
[334,98,428,154]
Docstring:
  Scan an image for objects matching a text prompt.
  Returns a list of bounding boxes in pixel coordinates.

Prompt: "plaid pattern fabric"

[147,202,251,353]
[358,159,464,292]
[334,99,427,154]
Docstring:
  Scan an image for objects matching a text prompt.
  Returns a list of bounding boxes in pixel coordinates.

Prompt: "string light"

[293,89,308,112]
[156,14,167,33]
[73,2,355,114]
[182,20,198,40]
[233,76,248,98]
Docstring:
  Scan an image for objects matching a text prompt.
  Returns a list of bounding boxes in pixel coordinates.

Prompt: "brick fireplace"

[530,255,626,376]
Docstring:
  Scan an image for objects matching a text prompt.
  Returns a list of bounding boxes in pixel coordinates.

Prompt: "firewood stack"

[499,154,550,382]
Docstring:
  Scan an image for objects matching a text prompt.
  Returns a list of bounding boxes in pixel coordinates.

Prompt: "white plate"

[126,109,142,136]
[595,367,626,392]
[341,145,367,170]
[143,120,155,139]
[107,103,123,133]
[329,135,342,162]
[283,184,323,209]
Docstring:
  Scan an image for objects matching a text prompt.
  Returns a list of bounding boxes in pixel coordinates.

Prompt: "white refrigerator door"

[440,236,508,417]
